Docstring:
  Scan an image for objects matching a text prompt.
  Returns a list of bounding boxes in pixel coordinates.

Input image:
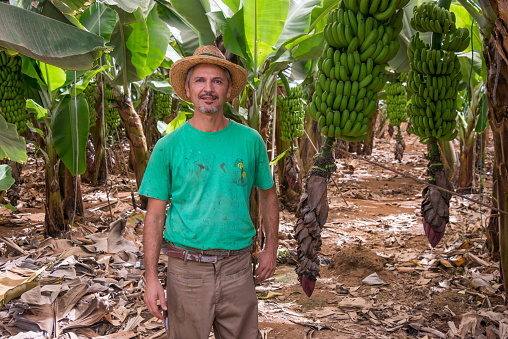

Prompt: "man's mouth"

[199,93,219,102]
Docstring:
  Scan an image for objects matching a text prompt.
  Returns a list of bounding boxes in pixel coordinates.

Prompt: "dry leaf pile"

[0,215,169,339]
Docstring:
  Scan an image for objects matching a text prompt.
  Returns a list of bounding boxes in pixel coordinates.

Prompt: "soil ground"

[0,127,503,338]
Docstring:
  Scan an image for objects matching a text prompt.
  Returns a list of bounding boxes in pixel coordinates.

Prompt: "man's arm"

[255,185,279,283]
[143,198,168,320]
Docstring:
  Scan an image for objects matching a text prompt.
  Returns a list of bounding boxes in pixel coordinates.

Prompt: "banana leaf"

[0,164,15,191]
[169,0,216,46]
[110,4,170,86]
[243,0,290,67]
[0,3,107,71]
[52,97,89,175]
[79,2,118,41]
[208,10,253,65]
[0,115,27,164]
[157,4,199,57]
[276,0,323,47]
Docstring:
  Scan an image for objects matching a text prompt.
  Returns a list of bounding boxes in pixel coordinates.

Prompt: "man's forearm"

[143,201,167,280]
[259,186,279,253]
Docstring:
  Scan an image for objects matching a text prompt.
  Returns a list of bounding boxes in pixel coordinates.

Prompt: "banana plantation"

[1,0,508,337]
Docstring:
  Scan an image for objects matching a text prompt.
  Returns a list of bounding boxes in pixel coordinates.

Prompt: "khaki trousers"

[166,252,259,339]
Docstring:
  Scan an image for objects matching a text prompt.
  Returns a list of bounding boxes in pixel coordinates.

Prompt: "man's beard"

[198,92,220,114]
[198,105,220,114]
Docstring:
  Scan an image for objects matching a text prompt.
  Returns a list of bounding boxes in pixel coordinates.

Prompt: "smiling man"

[139,45,279,339]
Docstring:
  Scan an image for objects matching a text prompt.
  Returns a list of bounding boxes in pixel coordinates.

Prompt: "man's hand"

[255,249,277,284]
[144,276,167,320]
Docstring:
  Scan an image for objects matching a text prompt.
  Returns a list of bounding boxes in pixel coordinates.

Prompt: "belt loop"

[198,254,202,263]
[183,250,188,264]
[213,256,218,264]
[227,250,231,257]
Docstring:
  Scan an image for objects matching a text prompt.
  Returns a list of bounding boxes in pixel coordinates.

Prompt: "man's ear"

[185,82,190,98]
[227,84,232,98]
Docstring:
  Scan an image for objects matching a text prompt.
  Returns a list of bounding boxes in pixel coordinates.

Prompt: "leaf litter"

[0,132,506,338]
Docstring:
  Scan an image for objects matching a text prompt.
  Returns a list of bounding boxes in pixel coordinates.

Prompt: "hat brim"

[169,56,247,102]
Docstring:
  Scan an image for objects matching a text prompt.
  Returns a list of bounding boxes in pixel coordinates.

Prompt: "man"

[140,45,279,339]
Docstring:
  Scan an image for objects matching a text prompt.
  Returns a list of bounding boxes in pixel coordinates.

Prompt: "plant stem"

[321,136,334,157]
[432,0,452,50]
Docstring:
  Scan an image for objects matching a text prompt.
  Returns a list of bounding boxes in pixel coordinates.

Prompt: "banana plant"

[22,58,101,236]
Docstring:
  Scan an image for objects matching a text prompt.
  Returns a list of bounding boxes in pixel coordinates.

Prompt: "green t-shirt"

[139,120,274,250]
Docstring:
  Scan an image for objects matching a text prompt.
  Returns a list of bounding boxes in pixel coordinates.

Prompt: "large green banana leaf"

[104,0,155,14]
[309,0,340,34]
[208,9,253,64]
[157,4,200,57]
[0,115,27,164]
[169,0,216,46]
[52,97,89,175]
[276,0,323,47]
[110,4,170,86]
[222,0,241,12]
[0,165,15,191]
[0,3,107,71]
[243,0,290,66]
[79,3,118,41]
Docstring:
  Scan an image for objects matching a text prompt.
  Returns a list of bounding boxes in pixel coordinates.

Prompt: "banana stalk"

[295,137,336,297]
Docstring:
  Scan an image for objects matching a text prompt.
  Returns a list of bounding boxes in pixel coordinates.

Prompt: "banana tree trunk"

[44,142,67,237]
[85,84,107,185]
[484,15,508,294]
[439,140,458,184]
[360,106,378,155]
[475,127,488,180]
[62,166,83,220]
[457,110,478,189]
[457,131,476,190]
[117,94,150,208]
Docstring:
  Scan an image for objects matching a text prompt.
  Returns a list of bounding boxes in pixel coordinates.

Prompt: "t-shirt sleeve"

[138,139,171,201]
[253,134,274,190]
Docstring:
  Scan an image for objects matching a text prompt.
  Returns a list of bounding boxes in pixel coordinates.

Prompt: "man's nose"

[204,79,213,91]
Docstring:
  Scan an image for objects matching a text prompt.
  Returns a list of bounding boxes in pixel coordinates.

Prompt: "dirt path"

[256,133,502,338]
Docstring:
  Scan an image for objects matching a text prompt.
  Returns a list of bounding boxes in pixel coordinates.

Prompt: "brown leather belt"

[166,243,251,263]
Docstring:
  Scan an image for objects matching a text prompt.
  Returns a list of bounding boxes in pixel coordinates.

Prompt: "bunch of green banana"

[105,86,121,133]
[84,83,97,128]
[153,92,172,120]
[386,82,407,127]
[406,4,467,144]
[441,27,470,52]
[309,0,408,142]
[410,46,461,76]
[279,85,305,141]
[0,52,27,134]
[410,1,456,34]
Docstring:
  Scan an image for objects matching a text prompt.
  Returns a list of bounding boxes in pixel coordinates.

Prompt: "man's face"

[185,64,232,115]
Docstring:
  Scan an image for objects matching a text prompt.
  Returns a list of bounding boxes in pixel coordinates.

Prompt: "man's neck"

[189,112,229,132]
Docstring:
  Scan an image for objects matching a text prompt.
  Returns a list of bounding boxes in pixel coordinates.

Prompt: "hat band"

[199,53,223,59]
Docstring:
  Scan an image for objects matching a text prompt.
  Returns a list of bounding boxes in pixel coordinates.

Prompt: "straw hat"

[169,45,247,102]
